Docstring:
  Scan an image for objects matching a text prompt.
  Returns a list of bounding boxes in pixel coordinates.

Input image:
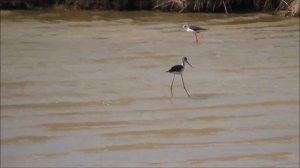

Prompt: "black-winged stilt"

[183,24,207,43]
[166,57,192,97]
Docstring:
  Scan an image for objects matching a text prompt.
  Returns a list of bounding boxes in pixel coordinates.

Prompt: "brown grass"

[0,0,298,16]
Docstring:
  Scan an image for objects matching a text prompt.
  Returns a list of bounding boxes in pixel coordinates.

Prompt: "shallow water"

[1,10,299,167]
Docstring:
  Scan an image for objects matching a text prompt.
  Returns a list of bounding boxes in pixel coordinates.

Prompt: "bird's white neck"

[183,25,191,31]
[182,59,185,67]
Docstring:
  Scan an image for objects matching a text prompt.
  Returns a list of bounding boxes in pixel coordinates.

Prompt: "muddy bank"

[0,0,299,16]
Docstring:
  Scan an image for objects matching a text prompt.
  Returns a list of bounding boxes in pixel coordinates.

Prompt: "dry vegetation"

[154,0,299,16]
[0,0,299,16]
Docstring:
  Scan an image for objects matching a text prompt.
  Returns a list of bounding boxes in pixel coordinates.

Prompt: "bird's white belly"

[186,28,195,32]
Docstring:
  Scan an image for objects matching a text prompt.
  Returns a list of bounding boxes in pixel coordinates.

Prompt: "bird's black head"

[183,57,192,67]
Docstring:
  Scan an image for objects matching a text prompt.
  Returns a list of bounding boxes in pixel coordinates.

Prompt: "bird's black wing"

[167,65,184,72]
[190,25,207,31]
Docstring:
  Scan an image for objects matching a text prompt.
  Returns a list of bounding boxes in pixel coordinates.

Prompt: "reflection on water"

[1,10,299,167]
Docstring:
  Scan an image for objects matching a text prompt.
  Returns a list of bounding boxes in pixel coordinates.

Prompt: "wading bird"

[183,24,207,43]
[166,57,192,97]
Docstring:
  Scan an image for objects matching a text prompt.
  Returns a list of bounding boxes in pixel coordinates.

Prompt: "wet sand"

[1,10,299,167]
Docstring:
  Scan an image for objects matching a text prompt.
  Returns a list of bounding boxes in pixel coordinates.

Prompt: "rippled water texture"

[1,10,299,167]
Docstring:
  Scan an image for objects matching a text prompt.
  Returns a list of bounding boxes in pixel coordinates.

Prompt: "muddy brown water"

[1,10,299,167]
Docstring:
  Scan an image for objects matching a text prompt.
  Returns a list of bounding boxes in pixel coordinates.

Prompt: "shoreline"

[0,0,299,17]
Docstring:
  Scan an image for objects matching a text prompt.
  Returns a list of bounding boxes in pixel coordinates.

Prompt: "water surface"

[1,10,299,167]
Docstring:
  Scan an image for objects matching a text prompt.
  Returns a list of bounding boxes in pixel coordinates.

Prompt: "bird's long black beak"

[186,60,192,67]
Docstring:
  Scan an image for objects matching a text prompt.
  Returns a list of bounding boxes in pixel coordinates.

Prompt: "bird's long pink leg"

[194,33,198,43]
[196,33,201,43]
[170,74,175,97]
[181,73,190,97]
[197,33,203,43]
